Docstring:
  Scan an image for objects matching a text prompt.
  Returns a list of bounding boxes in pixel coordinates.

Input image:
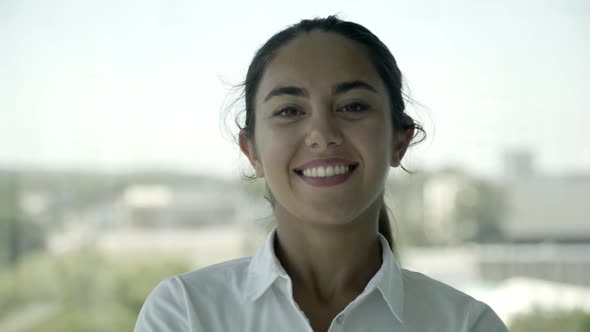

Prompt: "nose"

[304,111,343,149]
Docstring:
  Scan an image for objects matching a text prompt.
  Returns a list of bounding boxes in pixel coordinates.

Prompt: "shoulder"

[147,256,253,296]
[401,268,475,304]
[166,256,253,302]
[178,256,252,286]
[134,257,253,332]
[401,268,508,331]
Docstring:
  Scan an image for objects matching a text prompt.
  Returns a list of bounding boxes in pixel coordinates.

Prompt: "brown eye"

[274,106,303,118]
[338,102,369,113]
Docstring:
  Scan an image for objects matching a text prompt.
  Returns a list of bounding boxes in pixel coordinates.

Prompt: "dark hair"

[234,15,426,252]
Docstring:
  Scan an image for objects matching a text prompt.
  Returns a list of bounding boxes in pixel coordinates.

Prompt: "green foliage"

[24,304,135,332]
[454,179,507,242]
[385,169,508,246]
[0,249,192,331]
[510,308,590,332]
[0,252,61,317]
[0,218,47,268]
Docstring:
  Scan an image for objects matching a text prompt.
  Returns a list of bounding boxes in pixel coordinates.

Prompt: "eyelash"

[339,102,369,113]
[274,106,302,118]
[274,102,369,118]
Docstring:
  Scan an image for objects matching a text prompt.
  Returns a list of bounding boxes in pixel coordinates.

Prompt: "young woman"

[135,16,509,332]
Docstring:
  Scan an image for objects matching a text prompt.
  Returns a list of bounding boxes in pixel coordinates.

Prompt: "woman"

[135,16,508,331]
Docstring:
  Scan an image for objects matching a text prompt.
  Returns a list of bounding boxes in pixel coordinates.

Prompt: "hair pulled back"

[236,15,426,252]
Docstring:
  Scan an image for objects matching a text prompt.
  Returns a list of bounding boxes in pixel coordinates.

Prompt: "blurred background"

[1,0,589,331]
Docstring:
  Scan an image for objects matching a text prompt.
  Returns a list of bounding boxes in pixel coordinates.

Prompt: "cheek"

[357,123,393,193]
[350,119,393,162]
[256,126,299,175]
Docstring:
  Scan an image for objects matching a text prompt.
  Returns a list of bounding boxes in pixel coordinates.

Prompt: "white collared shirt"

[135,230,508,331]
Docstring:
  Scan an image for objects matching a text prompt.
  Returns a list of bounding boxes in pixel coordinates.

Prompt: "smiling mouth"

[293,163,359,177]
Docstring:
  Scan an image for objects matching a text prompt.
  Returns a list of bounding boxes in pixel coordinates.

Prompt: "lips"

[294,163,358,187]
[293,158,359,173]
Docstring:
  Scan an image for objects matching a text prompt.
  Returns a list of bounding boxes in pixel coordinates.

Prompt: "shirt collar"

[245,228,288,301]
[371,233,405,323]
[245,229,405,323]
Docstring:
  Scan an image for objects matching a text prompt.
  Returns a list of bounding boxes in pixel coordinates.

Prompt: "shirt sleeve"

[469,301,509,332]
[134,277,188,332]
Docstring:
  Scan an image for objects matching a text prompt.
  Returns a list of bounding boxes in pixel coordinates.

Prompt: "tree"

[510,308,590,332]
[454,179,507,242]
[0,172,46,267]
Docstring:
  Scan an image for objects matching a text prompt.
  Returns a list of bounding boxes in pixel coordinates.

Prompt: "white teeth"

[334,165,345,175]
[326,166,335,177]
[300,165,353,178]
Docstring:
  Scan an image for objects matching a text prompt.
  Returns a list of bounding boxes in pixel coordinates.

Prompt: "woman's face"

[240,31,409,227]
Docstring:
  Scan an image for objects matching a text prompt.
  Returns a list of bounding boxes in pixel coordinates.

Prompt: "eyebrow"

[263,80,378,103]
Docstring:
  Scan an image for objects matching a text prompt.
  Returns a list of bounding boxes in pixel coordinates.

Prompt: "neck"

[273,205,383,303]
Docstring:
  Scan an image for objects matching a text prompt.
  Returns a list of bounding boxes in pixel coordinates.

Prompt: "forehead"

[256,31,385,101]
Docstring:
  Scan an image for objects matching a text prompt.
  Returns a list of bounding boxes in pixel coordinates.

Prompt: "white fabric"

[135,230,509,331]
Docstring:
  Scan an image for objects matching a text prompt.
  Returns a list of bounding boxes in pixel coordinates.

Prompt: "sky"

[1,0,589,179]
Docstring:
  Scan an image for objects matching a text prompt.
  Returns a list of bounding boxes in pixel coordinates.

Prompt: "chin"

[297,207,359,227]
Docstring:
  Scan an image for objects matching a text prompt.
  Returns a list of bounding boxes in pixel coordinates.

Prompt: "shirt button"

[336,316,343,324]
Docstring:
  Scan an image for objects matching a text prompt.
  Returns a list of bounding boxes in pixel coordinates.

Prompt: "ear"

[239,130,264,178]
[390,115,415,168]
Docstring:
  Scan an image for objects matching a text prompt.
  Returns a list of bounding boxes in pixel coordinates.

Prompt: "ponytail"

[378,196,396,254]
